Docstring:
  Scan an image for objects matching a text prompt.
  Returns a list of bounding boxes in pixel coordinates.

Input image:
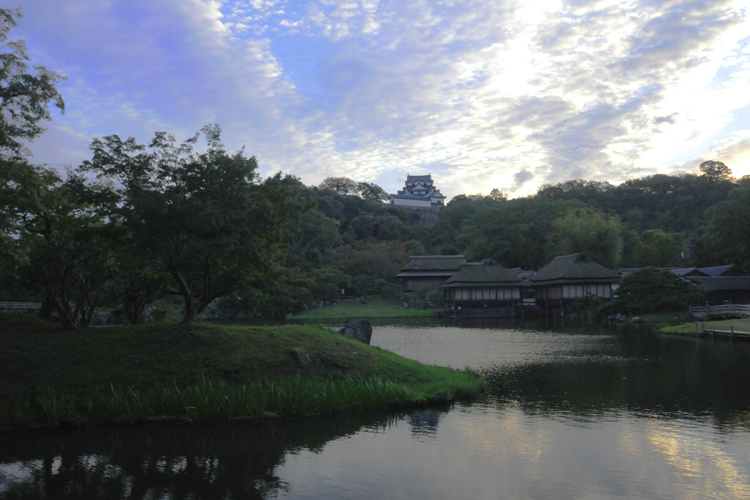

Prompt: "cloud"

[12,0,750,200]
[513,169,534,188]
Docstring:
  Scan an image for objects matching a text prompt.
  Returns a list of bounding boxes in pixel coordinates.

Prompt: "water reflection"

[0,413,403,500]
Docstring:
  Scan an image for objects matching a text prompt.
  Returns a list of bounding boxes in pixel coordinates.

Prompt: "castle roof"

[407,174,432,183]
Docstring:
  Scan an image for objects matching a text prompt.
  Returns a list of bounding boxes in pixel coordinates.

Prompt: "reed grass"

[2,374,460,427]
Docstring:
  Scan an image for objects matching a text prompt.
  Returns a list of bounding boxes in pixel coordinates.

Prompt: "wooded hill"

[1,8,748,324]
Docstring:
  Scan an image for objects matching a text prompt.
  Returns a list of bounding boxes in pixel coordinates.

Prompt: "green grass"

[659,318,750,335]
[292,297,440,319]
[0,313,483,427]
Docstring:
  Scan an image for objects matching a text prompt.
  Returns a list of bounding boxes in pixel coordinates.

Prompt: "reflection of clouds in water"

[646,420,750,500]
[408,410,441,437]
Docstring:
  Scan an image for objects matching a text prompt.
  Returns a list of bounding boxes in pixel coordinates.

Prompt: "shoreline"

[0,314,484,430]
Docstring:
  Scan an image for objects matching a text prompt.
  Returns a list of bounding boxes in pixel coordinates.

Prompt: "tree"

[356,181,389,202]
[627,229,684,268]
[0,8,65,159]
[319,176,358,196]
[550,208,624,269]
[600,267,704,315]
[537,179,614,209]
[704,184,750,271]
[0,162,113,325]
[81,125,307,324]
[455,197,577,269]
[22,225,116,328]
[285,208,342,268]
[699,161,732,182]
[488,188,507,201]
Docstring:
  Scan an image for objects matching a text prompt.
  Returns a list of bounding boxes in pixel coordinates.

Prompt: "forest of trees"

[2,7,750,326]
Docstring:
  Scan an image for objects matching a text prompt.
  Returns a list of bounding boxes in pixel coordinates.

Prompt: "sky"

[11,0,750,199]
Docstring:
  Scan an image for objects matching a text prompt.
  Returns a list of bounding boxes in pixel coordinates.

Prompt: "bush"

[600,267,704,316]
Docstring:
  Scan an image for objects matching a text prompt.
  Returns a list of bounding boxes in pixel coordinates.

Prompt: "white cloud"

[11,0,750,200]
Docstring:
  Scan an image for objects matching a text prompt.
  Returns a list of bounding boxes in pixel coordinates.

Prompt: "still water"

[2,320,750,499]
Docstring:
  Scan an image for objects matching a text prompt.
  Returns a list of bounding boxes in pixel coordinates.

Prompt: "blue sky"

[13,0,750,199]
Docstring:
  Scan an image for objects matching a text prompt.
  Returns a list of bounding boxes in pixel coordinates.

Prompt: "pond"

[2,319,750,499]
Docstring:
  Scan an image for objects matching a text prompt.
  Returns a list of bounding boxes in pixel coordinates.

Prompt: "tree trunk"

[38,288,55,320]
[173,270,197,325]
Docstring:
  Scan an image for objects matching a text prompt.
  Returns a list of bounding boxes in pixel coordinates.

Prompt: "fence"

[692,304,750,320]
[0,302,42,314]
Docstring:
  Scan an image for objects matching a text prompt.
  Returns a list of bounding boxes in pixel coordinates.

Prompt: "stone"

[292,349,311,368]
[341,319,372,345]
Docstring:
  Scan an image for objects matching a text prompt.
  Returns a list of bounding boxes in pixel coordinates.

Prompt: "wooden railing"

[0,302,42,314]
[692,304,750,319]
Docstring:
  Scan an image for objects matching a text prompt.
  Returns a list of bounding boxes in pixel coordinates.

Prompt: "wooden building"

[441,260,527,318]
[531,253,619,315]
[396,255,466,291]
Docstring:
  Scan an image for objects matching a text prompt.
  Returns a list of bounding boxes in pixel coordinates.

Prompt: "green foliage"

[627,229,684,267]
[537,179,615,209]
[319,176,359,195]
[699,160,732,182]
[80,125,307,323]
[357,181,389,201]
[335,240,409,279]
[704,185,750,271]
[600,267,704,316]
[1,161,116,328]
[0,8,65,159]
[550,207,624,269]
[285,208,342,269]
[455,196,577,269]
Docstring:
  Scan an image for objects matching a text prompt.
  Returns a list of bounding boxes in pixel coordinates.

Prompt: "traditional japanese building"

[441,259,528,318]
[396,255,466,291]
[531,253,619,315]
[390,174,447,209]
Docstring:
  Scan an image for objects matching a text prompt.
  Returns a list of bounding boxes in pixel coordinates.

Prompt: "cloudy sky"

[12,0,750,199]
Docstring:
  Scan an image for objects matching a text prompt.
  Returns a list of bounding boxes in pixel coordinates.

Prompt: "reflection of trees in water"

[407,409,444,437]
[482,331,750,423]
[0,412,403,499]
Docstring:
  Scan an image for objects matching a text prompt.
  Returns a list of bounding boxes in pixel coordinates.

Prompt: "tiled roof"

[619,265,747,278]
[532,253,619,282]
[686,276,750,290]
[395,271,457,278]
[695,265,748,276]
[442,260,523,286]
[400,255,466,271]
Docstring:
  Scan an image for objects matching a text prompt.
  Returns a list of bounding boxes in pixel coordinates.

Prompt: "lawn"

[659,318,750,335]
[0,313,482,427]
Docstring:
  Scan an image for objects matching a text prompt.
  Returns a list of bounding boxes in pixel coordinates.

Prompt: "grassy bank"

[0,314,482,428]
[291,297,440,319]
[659,318,750,335]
